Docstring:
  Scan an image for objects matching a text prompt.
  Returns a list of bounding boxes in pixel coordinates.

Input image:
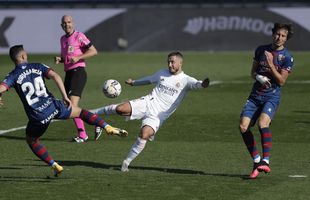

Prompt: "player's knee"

[115,105,124,115]
[26,135,37,145]
[239,124,248,133]
[139,128,154,140]
[116,103,130,115]
[257,120,269,129]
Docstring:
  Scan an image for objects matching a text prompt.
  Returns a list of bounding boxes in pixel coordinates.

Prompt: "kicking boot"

[105,125,128,137]
[257,160,271,173]
[249,162,260,179]
[121,160,129,172]
[52,162,63,177]
[72,136,88,143]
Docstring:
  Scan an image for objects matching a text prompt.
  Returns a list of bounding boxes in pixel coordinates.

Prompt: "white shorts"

[128,97,163,140]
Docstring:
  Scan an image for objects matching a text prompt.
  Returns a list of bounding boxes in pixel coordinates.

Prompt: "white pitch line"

[0,107,102,136]
[1,79,309,135]
[0,126,27,135]
[209,81,222,85]
[288,175,307,178]
[211,80,310,84]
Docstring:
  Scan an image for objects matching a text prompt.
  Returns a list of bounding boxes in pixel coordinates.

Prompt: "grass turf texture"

[0,52,309,200]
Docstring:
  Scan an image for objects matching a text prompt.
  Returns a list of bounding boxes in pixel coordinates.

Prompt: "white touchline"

[288,175,307,178]
[1,80,309,135]
[0,126,27,135]
[0,107,101,136]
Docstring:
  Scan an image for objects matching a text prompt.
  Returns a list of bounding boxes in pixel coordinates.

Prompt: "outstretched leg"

[121,125,154,172]
[121,137,147,172]
[93,102,132,139]
[78,109,128,137]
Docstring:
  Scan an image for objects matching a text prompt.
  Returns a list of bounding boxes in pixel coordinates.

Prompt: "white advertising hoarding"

[0,9,126,54]
[0,7,310,53]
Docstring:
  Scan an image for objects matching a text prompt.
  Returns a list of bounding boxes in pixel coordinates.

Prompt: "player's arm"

[47,70,71,107]
[0,84,7,107]
[125,78,152,86]
[126,71,160,86]
[251,60,259,80]
[0,84,7,94]
[251,58,271,88]
[186,76,210,89]
[71,45,98,64]
[265,51,289,86]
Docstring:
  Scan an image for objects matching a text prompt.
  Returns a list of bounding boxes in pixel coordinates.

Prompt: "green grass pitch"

[0,52,309,200]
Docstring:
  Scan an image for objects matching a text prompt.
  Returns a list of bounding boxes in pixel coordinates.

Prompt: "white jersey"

[134,69,203,121]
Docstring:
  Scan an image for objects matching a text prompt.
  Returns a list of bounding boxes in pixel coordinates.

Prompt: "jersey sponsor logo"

[36,98,52,112]
[40,109,59,124]
[158,83,178,96]
[176,82,181,88]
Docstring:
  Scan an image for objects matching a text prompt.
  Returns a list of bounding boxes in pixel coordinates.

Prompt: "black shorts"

[26,121,50,138]
[64,67,87,97]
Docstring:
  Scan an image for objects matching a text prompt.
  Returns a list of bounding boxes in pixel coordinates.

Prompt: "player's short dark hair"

[272,23,293,40]
[168,51,183,59]
[9,45,24,61]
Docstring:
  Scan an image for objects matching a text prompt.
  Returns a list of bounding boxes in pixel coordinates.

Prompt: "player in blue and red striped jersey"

[0,45,127,177]
[239,23,294,179]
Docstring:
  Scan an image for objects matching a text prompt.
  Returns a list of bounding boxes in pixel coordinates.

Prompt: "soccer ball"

[102,79,122,98]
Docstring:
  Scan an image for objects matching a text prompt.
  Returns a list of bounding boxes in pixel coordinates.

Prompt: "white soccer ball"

[102,79,122,98]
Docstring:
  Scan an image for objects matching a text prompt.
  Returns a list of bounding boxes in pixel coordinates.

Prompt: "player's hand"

[55,56,62,64]
[70,56,79,64]
[264,51,275,69]
[256,74,271,88]
[0,96,3,107]
[125,78,134,86]
[63,97,72,109]
[202,77,210,88]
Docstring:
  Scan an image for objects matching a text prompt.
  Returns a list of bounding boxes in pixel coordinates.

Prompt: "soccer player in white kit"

[95,52,210,171]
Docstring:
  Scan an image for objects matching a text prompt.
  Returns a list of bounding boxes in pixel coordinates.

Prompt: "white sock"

[262,158,269,164]
[124,137,147,165]
[254,155,261,163]
[94,104,118,115]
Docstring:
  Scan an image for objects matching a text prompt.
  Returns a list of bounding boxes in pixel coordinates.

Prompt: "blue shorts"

[240,94,280,124]
[26,99,72,138]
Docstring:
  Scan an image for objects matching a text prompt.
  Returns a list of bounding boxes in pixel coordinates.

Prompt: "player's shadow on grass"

[0,176,53,183]
[295,121,310,124]
[0,166,55,183]
[0,135,70,142]
[59,160,248,179]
